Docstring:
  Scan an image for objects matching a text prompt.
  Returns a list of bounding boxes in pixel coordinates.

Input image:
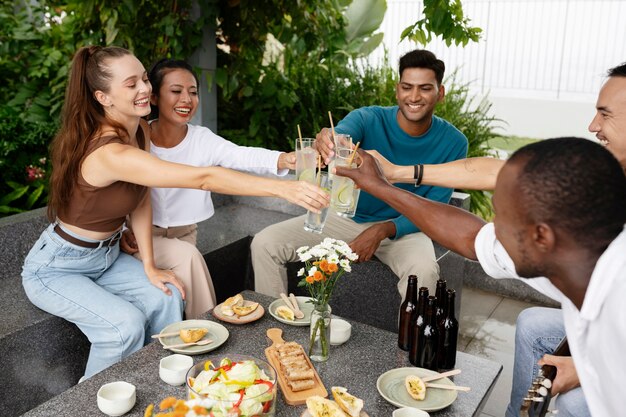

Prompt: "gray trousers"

[251,211,439,299]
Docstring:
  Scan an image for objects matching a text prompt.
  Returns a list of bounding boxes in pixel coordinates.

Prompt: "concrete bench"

[0,190,479,415]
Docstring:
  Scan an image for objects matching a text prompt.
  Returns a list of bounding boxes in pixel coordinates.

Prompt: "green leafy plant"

[401,0,482,46]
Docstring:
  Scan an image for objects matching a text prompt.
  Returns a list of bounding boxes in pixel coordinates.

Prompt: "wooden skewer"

[151,331,181,339]
[421,369,462,382]
[162,339,213,350]
[425,382,471,392]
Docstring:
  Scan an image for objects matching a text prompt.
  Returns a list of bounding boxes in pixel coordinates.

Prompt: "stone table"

[21,291,501,417]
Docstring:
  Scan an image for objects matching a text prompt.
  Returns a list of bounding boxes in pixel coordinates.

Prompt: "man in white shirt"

[335,137,626,417]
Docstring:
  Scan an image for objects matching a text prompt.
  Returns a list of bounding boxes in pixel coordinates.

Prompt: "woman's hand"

[279,180,330,213]
[144,265,186,300]
[278,151,297,171]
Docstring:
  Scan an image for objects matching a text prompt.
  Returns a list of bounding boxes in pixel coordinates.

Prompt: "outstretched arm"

[335,150,487,260]
[367,150,504,191]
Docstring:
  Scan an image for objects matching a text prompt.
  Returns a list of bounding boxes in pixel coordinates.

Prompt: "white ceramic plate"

[157,319,229,355]
[376,367,458,412]
[268,296,331,326]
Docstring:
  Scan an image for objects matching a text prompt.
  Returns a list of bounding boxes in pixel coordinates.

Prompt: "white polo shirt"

[150,123,287,228]
[475,223,626,417]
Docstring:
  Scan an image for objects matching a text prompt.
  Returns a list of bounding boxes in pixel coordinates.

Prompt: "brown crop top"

[58,128,148,232]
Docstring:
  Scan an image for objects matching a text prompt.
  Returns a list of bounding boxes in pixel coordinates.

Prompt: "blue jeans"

[506,307,590,417]
[22,224,184,378]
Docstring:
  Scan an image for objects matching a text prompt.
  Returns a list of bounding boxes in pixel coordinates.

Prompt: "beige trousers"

[250,212,439,299]
[133,224,216,319]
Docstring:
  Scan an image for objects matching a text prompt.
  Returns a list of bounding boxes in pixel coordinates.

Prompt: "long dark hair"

[47,46,132,221]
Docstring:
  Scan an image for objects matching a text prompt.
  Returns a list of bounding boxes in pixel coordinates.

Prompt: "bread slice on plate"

[306,396,346,417]
[331,386,363,417]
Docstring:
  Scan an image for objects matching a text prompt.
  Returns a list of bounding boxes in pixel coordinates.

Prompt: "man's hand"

[366,149,401,182]
[349,222,396,262]
[334,149,392,194]
[278,151,296,171]
[314,127,335,165]
[120,229,139,254]
[537,355,580,395]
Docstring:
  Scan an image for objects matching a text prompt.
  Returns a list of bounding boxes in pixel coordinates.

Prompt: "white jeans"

[22,224,184,378]
[251,212,439,298]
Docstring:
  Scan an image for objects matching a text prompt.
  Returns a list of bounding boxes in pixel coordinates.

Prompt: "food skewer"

[425,382,471,392]
[162,339,212,349]
[151,331,182,339]
[421,369,462,382]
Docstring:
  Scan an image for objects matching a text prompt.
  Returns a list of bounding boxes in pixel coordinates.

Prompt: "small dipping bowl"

[97,381,136,416]
[160,354,194,386]
[330,318,352,345]
[392,407,430,417]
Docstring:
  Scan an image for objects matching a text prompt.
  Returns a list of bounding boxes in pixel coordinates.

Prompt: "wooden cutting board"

[264,328,328,405]
[212,300,265,324]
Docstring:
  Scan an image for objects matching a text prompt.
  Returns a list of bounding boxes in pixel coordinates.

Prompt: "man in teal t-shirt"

[252,49,468,298]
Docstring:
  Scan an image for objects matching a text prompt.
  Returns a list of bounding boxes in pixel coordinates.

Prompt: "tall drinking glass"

[328,133,352,182]
[331,149,360,218]
[295,138,317,184]
[304,172,331,233]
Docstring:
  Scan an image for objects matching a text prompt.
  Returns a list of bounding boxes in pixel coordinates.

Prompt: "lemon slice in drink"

[298,168,316,183]
[337,184,353,205]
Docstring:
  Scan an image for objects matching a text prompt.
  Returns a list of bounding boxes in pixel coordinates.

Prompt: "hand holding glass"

[304,172,331,233]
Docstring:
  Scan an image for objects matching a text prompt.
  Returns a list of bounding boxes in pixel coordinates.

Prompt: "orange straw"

[347,142,360,166]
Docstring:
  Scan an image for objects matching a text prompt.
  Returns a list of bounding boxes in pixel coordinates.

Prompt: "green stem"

[309,316,322,356]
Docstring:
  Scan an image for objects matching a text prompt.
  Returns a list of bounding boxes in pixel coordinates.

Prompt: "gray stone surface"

[463,260,559,307]
[21,291,502,417]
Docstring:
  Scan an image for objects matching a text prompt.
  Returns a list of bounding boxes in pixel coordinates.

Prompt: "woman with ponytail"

[21,46,328,379]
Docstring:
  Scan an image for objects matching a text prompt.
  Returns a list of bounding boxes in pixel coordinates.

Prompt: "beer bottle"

[437,289,459,370]
[409,287,429,366]
[398,275,418,351]
[434,278,447,320]
[418,296,439,370]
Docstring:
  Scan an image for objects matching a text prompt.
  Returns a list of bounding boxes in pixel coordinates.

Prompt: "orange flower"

[159,397,177,410]
[313,271,324,281]
[327,262,338,273]
[318,259,329,273]
[306,275,315,284]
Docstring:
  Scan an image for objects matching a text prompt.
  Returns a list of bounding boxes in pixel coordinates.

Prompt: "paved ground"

[458,287,543,417]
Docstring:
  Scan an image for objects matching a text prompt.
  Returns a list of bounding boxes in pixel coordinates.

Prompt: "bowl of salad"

[185,354,277,416]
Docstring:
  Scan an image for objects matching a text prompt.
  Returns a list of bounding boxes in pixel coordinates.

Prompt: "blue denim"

[22,224,184,378]
[506,307,590,417]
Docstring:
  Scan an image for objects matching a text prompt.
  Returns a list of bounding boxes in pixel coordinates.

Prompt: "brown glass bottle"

[437,289,459,370]
[409,287,429,366]
[398,275,418,351]
[434,278,447,320]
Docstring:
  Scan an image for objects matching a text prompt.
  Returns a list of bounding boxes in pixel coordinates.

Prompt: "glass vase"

[309,304,331,362]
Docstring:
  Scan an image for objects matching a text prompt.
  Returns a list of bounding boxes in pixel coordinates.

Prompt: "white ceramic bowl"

[392,407,430,417]
[160,354,194,386]
[97,381,136,416]
[330,318,352,345]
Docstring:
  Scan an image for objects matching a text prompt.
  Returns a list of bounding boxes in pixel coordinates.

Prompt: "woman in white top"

[121,59,295,317]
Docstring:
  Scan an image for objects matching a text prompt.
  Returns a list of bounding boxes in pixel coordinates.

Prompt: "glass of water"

[304,172,331,233]
[295,138,317,184]
[331,149,360,218]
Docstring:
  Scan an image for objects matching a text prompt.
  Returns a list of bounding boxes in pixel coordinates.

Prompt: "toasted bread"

[306,396,347,417]
[223,293,244,308]
[232,302,259,316]
[405,375,426,401]
[179,328,208,343]
[331,386,363,417]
